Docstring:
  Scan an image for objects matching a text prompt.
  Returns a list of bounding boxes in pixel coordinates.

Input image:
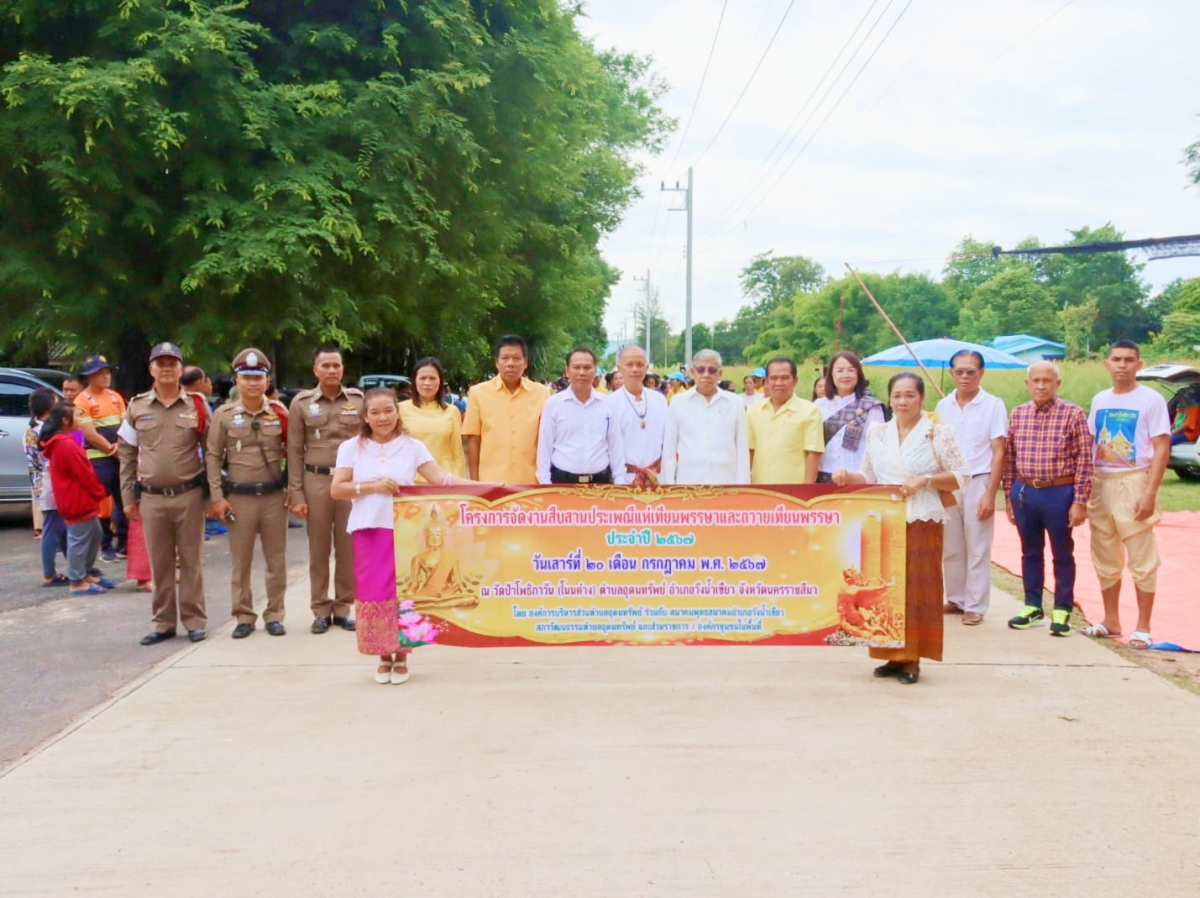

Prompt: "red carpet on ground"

[991,511,1200,650]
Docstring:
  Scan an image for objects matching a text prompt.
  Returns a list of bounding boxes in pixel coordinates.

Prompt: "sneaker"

[1008,606,1045,629]
[100,548,118,563]
[1049,609,1071,637]
[115,547,128,560]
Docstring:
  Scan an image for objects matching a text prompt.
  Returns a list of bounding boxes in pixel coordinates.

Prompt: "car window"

[0,381,34,418]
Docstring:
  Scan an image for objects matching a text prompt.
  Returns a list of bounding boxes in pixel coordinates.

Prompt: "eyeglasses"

[951,368,979,376]
[694,366,719,375]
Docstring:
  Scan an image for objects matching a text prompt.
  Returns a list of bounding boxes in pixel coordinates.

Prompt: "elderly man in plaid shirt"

[1003,361,1094,636]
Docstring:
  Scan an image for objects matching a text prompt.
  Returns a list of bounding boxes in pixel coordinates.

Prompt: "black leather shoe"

[311,616,331,634]
[266,621,286,636]
[333,616,356,631]
[898,665,920,685]
[873,663,901,678]
[140,630,176,646]
[188,629,207,643]
[232,622,255,639]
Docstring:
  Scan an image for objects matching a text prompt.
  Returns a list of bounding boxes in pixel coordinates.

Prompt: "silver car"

[0,368,61,504]
[1136,364,1200,481]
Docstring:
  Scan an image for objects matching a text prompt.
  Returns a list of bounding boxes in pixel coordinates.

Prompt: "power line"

[665,0,729,172]
[691,0,799,168]
[710,0,916,241]
[701,0,893,239]
[778,0,1077,218]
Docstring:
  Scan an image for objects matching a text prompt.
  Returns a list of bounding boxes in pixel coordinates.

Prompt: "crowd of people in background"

[22,334,1171,687]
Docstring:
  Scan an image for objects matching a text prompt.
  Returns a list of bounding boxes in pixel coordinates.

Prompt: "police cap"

[232,347,272,376]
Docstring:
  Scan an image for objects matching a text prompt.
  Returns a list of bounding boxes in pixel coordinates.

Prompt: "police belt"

[138,474,206,497]
[223,477,287,495]
[304,464,333,475]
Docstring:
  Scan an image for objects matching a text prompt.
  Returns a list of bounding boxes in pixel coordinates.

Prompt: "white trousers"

[942,474,996,614]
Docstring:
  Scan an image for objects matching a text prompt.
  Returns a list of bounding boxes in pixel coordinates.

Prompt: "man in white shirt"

[1084,340,1171,649]
[609,345,668,487]
[536,348,627,484]
[935,350,1007,626]
[661,349,750,485]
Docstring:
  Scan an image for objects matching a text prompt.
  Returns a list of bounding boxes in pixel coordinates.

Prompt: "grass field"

[717,359,1200,511]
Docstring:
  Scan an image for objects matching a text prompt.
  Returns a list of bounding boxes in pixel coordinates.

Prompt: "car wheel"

[1174,467,1200,482]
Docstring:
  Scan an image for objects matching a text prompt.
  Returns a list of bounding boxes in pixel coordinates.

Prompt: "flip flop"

[1127,630,1153,650]
[41,575,69,588]
[70,584,107,596]
[92,577,119,590]
[1081,623,1121,639]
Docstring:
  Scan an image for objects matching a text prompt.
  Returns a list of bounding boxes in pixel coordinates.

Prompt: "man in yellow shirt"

[463,335,551,484]
[746,356,824,484]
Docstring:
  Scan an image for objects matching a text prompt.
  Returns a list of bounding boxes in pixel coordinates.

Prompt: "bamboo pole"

[844,263,946,399]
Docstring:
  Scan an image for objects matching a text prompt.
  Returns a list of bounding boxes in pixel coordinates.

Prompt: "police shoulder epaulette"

[344,386,364,396]
[293,388,316,402]
[132,390,155,402]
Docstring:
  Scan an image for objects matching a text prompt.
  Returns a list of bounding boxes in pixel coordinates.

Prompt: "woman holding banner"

[815,352,885,483]
[330,387,474,685]
[832,373,968,685]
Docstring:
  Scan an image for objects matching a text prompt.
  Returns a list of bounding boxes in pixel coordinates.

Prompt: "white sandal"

[390,657,410,685]
[374,661,392,684]
[1127,630,1153,650]
[1081,623,1120,639]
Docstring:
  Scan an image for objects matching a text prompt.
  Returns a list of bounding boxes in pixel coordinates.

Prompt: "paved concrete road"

[2,571,1198,897]
[0,505,312,768]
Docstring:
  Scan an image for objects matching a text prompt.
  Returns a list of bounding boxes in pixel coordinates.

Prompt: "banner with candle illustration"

[394,485,906,648]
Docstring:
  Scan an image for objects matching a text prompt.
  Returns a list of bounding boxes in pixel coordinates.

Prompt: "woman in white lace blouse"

[832,372,969,685]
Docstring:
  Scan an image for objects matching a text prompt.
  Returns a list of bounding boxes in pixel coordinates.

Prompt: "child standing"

[40,402,118,596]
[27,389,68,585]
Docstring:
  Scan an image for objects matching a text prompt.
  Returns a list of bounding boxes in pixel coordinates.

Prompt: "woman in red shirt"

[40,403,119,596]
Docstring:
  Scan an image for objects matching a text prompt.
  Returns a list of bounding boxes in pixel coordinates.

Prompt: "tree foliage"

[0,0,671,381]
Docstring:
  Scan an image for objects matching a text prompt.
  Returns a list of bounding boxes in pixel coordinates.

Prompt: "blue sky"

[577,0,1200,342]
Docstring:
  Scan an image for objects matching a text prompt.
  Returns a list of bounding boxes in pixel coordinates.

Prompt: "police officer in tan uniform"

[287,345,364,633]
[117,342,209,646]
[206,348,290,638]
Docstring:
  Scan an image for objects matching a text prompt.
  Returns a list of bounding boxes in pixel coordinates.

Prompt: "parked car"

[0,368,61,505]
[356,374,412,400]
[1136,364,1200,481]
[18,367,70,391]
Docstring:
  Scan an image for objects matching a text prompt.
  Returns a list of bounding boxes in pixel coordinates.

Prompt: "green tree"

[1059,295,1100,359]
[1038,224,1150,344]
[0,1,669,384]
[957,268,1059,344]
[738,252,826,316]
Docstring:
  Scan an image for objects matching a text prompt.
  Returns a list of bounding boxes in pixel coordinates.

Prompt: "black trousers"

[91,456,127,550]
[549,465,612,485]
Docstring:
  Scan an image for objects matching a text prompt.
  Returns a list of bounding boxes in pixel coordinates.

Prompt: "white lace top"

[861,416,969,523]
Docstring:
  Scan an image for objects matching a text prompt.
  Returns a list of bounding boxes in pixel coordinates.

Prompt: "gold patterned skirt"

[870,520,944,664]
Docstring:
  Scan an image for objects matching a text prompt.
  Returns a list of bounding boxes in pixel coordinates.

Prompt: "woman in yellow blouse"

[399,357,466,483]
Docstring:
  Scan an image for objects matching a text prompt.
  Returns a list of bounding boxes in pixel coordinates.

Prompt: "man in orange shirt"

[463,335,550,484]
[75,354,128,562]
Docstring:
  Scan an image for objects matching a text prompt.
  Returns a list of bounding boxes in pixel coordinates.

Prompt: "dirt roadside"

[991,567,1200,695]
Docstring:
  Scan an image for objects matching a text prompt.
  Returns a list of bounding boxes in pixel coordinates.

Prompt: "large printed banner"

[393,485,907,648]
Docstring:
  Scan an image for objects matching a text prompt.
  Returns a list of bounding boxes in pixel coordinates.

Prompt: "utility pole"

[662,167,693,366]
[632,270,652,367]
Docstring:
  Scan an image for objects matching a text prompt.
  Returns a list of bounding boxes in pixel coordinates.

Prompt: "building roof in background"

[992,334,1067,353]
